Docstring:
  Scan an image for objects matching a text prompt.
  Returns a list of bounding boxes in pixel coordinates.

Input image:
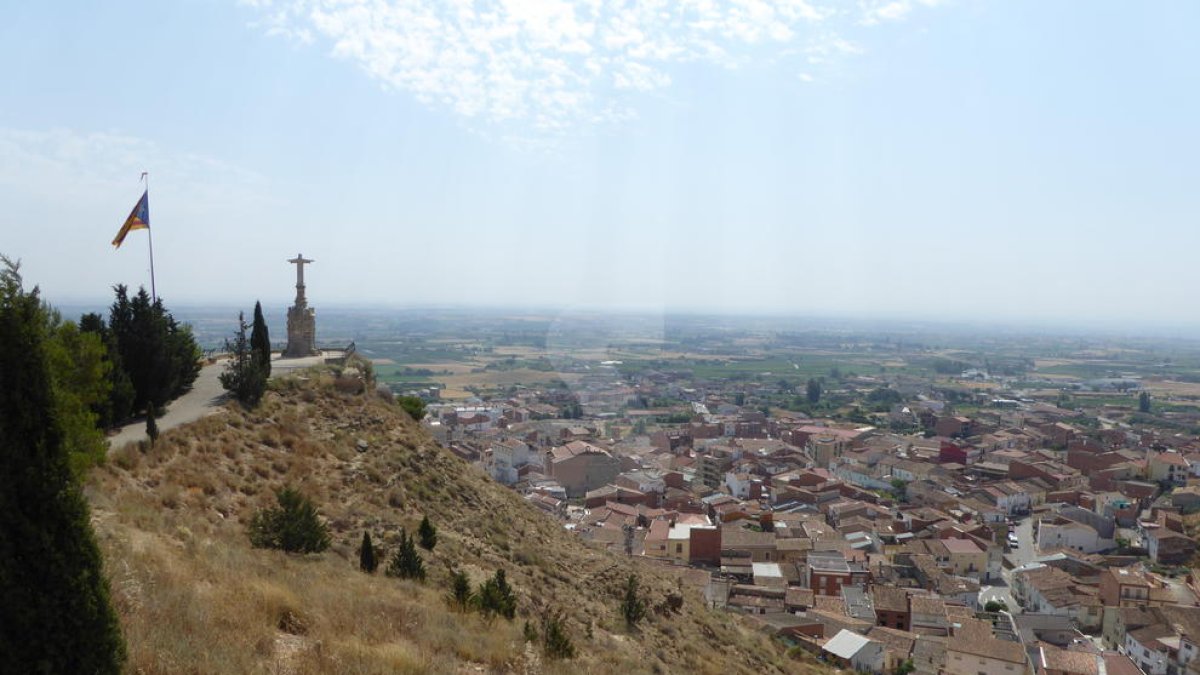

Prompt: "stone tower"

[283,253,318,358]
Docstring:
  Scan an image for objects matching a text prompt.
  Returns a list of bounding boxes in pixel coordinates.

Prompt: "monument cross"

[288,253,314,305]
[283,253,318,358]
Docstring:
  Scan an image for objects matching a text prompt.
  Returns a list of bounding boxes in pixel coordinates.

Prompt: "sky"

[1,1,1198,326]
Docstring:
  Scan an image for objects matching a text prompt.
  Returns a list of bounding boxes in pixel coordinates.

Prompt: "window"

[675,543,682,554]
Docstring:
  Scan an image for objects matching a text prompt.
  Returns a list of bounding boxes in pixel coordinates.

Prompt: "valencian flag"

[112,190,149,248]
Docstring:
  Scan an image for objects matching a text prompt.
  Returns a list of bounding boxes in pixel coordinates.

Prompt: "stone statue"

[283,253,318,357]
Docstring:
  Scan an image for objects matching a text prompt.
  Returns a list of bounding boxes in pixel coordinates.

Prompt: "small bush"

[541,611,575,660]
[248,487,331,553]
[418,515,437,551]
[397,396,426,421]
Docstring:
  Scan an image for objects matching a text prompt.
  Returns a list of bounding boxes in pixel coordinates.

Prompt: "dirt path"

[107,352,340,451]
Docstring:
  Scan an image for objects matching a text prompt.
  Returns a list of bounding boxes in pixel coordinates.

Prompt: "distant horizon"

[42,294,1200,342]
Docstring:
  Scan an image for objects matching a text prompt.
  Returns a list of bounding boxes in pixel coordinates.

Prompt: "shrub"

[620,574,647,628]
[541,611,575,660]
[418,515,437,551]
[476,569,516,620]
[248,486,331,553]
[397,395,426,421]
[448,569,473,610]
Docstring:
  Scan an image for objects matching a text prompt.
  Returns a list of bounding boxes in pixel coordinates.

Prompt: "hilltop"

[88,370,821,674]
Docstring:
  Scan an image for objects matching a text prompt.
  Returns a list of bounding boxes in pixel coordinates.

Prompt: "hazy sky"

[2,1,1198,324]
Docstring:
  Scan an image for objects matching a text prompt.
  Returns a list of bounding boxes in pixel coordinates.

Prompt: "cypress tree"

[448,569,473,610]
[219,312,268,406]
[0,256,125,672]
[250,300,271,377]
[385,529,426,581]
[359,532,378,573]
[418,514,437,550]
[619,574,647,628]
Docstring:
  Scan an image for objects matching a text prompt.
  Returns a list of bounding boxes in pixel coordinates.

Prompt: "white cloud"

[243,0,949,136]
[0,128,269,206]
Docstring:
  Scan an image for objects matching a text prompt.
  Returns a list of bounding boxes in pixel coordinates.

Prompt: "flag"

[112,190,149,248]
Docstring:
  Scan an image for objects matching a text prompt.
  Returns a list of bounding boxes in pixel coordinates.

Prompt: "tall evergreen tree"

[359,532,378,573]
[108,285,200,418]
[250,301,271,377]
[0,256,125,672]
[219,312,268,406]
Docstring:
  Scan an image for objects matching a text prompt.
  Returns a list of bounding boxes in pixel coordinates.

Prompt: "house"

[1041,514,1104,552]
[1098,567,1152,607]
[944,634,1027,675]
[1146,451,1190,486]
[872,585,911,631]
[543,441,621,497]
[807,550,869,596]
[1144,527,1198,565]
[822,629,886,673]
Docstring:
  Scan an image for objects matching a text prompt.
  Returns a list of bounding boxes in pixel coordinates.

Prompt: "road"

[106,352,338,451]
[979,517,1037,612]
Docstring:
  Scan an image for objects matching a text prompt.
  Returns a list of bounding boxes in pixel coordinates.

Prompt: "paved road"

[984,517,1038,612]
[106,352,338,451]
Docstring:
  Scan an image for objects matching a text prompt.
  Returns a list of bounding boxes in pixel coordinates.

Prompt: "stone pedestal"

[284,304,317,357]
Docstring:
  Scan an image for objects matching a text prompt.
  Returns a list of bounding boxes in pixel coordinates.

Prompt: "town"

[374,314,1200,675]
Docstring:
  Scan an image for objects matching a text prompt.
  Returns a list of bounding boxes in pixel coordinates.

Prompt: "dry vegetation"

[89,372,822,674]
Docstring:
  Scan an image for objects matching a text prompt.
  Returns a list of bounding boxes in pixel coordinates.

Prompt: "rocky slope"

[89,371,825,674]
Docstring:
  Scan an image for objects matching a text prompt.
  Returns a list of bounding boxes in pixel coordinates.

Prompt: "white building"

[1036,516,1110,553]
[484,438,535,485]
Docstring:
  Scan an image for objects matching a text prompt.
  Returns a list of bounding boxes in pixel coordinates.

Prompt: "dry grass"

[89,372,818,674]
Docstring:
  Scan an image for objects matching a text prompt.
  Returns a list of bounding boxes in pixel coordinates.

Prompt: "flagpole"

[143,171,157,303]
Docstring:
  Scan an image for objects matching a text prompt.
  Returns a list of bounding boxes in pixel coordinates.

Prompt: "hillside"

[88,371,825,674]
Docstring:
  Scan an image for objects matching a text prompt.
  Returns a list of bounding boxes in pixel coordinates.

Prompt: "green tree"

[248,486,331,553]
[79,312,136,427]
[386,529,426,581]
[359,532,378,573]
[806,378,823,404]
[477,568,517,619]
[418,514,437,550]
[0,256,125,672]
[108,285,200,417]
[43,313,112,474]
[251,300,271,378]
[1139,391,1151,413]
[541,610,575,660]
[619,574,647,628]
[397,395,427,421]
[219,311,269,406]
[448,569,474,610]
[984,600,1008,613]
[894,659,916,674]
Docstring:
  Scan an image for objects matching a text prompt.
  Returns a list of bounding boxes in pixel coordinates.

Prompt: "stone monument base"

[283,305,318,357]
